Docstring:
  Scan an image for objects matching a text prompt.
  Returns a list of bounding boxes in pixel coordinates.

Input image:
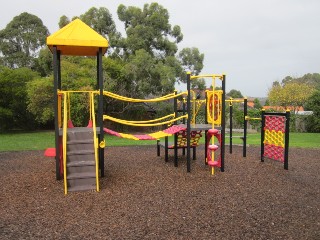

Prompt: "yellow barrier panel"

[206,90,223,125]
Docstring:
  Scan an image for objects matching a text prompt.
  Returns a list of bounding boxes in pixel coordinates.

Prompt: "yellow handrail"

[62,92,68,194]
[91,92,99,192]
[191,74,224,80]
[117,113,175,124]
[104,114,188,127]
[103,91,188,102]
[245,116,262,121]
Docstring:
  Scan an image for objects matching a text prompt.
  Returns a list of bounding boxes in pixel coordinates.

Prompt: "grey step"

[67,165,96,175]
[67,139,94,145]
[67,143,94,152]
[67,131,94,141]
[67,153,95,164]
[67,172,96,180]
[67,160,95,167]
[67,177,96,190]
[68,185,96,192]
[67,149,95,156]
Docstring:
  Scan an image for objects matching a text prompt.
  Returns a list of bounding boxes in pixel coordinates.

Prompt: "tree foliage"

[1,4,205,130]
[304,90,320,132]
[268,81,315,113]
[117,3,183,58]
[178,47,204,76]
[0,12,49,68]
[58,15,70,29]
[0,67,39,131]
[79,7,120,45]
[253,98,262,109]
[227,89,243,98]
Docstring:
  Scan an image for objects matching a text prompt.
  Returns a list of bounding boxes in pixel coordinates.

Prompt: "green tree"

[178,47,204,76]
[227,89,243,98]
[304,91,320,132]
[27,77,54,124]
[268,82,315,113]
[27,56,100,127]
[79,7,120,45]
[281,73,320,88]
[253,98,262,109]
[33,47,53,77]
[0,12,49,68]
[117,2,183,58]
[59,15,70,28]
[264,99,270,106]
[191,78,206,91]
[0,67,38,131]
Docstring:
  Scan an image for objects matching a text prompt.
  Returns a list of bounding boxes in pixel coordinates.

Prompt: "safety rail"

[104,114,188,127]
[104,91,188,102]
[62,92,68,194]
[90,92,100,192]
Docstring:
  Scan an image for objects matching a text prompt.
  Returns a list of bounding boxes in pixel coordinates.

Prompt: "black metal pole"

[174,90,178,167]
[98,48,105,177]
[221,74,226,172]
[261,109,265,162]
[187,72,191,172]
[53,46,60,180]
[284,110,290,170]
[165,136,168,162]
[229,100,233,154]
[243,98,248,157]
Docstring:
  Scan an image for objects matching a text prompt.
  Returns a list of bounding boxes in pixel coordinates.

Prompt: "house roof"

[263,106,304,111]
[46,19,109,56]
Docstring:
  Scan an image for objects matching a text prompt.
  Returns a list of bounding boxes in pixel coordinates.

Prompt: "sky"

[1,0,320,97]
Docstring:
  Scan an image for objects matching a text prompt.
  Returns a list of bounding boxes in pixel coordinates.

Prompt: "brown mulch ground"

[0,145,320,239]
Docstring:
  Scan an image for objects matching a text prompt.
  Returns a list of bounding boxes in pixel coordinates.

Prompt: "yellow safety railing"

[104,91,188,102]
[90,92,100,192]
[191,74,224,80]
[62,92,68,194]
[117,113,175,124]
[245,116,262,121]
[104,114,188,127]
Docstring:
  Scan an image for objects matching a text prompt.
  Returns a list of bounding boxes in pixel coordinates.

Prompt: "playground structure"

[226,97,290,169]
[261,109,290,170]
[46,19,289,194]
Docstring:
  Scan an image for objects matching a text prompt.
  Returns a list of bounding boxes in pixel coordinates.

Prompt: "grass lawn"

[0,131,319,152]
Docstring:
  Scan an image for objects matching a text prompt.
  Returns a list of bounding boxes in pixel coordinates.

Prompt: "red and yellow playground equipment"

[189,73,226,175]
[261,109,290,169]
[46,19,228,194]
[46,19,109,194]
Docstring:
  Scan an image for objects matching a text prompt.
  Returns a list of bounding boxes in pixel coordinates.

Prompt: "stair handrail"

[62,92,68,194]
[91,92,100,192]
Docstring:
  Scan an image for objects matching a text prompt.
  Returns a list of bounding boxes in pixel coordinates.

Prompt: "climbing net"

[263,115,286,162]
[168,130,203,148]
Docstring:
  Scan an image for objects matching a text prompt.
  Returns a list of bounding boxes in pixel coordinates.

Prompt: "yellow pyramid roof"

[47,19,109,56]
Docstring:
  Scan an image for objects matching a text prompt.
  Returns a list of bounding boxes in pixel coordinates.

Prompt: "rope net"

[168,130,202,148]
